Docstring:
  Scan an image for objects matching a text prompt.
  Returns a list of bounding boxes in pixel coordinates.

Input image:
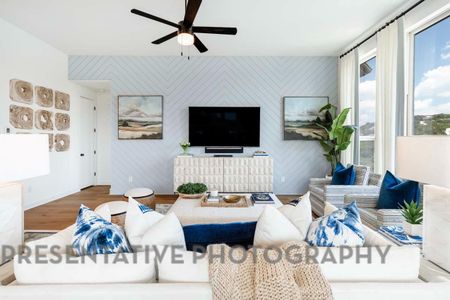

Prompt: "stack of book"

[251,193,274,204]
[253,151,269,157]
[207,195,220,203]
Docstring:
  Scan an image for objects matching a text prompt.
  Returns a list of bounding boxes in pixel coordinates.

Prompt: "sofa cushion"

[14,252,156,284]
[277,192,313,239]
[125,197,164,243]
[157,247,209,283]
[253,205,303,247]
[72,205,132,256]
[353,165,371,185]
[377,171,421,209]
[183,222,256,251]
[139,212,186,250]
[331,163,356,185]
[306,201,365,247]
[317,245,420,282]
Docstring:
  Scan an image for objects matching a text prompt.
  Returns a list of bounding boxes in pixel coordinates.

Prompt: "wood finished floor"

[24,185,300,231]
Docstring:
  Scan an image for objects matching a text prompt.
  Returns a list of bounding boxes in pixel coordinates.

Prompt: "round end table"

[95,201,128,227]
[124,187,155,207]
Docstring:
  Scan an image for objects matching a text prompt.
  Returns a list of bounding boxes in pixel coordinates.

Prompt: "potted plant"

[315,104,356,173]
[180,141,191,156]
[400,200,423,236]
[176,182,208,199]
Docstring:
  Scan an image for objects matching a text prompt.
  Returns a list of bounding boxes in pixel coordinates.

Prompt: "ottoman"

[124,187,154,207]
[95,201,128,227]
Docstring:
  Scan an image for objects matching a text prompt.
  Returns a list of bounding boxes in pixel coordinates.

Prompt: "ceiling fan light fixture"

[177,32,194,46]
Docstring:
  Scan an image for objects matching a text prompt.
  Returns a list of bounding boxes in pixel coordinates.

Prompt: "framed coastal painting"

[118,95,163,140]
[283,96,329,140]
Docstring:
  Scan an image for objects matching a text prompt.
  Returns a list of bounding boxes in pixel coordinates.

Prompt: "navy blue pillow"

[377,171,421,209]
[183,222,256,252]
[331,163,356,185]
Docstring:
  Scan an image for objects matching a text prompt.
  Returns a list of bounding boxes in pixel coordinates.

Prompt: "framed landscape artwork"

[118,95,163,140]
[283,96,329,140]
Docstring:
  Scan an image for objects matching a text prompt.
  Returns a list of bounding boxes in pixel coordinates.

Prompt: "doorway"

[79,96,96,189]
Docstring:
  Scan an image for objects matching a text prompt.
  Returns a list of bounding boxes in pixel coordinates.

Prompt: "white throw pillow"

[125,197,164,242]
[277,192,312,239]
[140,212,186,250]
[253,205,303,247]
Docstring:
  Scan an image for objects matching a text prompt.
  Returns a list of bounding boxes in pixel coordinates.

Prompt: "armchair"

[309,165,382,216]
[344,194,404,230]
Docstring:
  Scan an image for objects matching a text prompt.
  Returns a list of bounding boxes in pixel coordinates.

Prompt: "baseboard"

[24,188,80,210]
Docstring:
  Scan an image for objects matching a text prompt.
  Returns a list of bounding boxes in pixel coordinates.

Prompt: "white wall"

[69,56,338,195]
[0,17,96,209]
[95,91,112,185]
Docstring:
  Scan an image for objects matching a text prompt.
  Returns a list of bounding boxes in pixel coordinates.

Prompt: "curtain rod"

[339,0,426,59]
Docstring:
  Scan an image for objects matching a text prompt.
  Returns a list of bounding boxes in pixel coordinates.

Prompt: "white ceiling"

[0,0,411,56]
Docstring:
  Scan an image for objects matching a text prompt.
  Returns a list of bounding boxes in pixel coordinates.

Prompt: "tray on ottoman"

[200,195,251,208]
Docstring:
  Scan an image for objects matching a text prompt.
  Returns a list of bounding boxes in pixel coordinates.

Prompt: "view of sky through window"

[413,15,450,135]
[359,57,376,170]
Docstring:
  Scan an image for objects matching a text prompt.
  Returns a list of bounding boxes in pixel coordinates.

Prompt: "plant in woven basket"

[177,182,208,195]
[400,200,423,225]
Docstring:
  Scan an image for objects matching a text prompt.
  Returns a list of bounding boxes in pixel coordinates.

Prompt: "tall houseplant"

[315,104,356,173]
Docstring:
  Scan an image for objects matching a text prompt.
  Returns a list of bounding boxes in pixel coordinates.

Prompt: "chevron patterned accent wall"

[68,56,337,195]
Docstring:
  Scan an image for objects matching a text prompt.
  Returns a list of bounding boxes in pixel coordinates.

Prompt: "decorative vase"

[403,221,423,237]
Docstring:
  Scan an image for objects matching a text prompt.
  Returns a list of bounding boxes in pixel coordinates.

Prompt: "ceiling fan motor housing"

[178,21,193,35]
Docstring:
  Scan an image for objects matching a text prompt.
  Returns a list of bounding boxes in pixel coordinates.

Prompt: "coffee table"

[168,193,282,225]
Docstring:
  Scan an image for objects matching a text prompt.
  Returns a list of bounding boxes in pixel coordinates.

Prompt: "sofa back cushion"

[14,252,156,285]
[377,171,421,209]
[368,173,383,186]
[352,164,371,185]
[317,245,420,282]
[331,163,356,185]
[157,247,209,283]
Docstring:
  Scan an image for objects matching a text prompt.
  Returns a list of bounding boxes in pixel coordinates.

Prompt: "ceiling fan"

[131,0,237,53]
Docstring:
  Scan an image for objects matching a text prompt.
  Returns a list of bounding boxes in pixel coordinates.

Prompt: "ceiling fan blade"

[152,31,178,44]
[183,0,202,28]
[194,35,208,53]
[192,26,237,35]
[131,9,180,28]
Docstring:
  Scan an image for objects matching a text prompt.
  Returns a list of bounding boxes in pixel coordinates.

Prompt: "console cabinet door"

[223,157,249,192]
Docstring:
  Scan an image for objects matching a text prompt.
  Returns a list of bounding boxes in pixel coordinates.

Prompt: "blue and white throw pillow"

[72,205,132,256]
[306,201,365,247]
[124,197,164,244]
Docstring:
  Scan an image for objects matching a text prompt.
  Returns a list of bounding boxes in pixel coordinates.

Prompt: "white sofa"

[2,203,450,299]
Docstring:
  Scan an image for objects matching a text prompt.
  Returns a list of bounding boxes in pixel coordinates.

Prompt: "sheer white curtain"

[338,50,358,166]
[375,19,404,174]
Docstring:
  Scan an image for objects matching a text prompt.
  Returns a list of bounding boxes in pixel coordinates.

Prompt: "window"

[412,15,450,135]
[359,57,376,170]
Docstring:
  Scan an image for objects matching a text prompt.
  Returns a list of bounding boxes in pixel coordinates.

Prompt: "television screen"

[189,107,260,147]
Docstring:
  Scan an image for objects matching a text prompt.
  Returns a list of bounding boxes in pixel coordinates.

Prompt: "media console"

[173,156,273,193]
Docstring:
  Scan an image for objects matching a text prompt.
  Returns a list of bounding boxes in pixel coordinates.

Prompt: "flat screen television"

[189,107,260,147]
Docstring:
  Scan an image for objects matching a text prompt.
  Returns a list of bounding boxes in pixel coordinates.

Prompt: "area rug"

[155,203,172,215]
[24,231,56,243]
